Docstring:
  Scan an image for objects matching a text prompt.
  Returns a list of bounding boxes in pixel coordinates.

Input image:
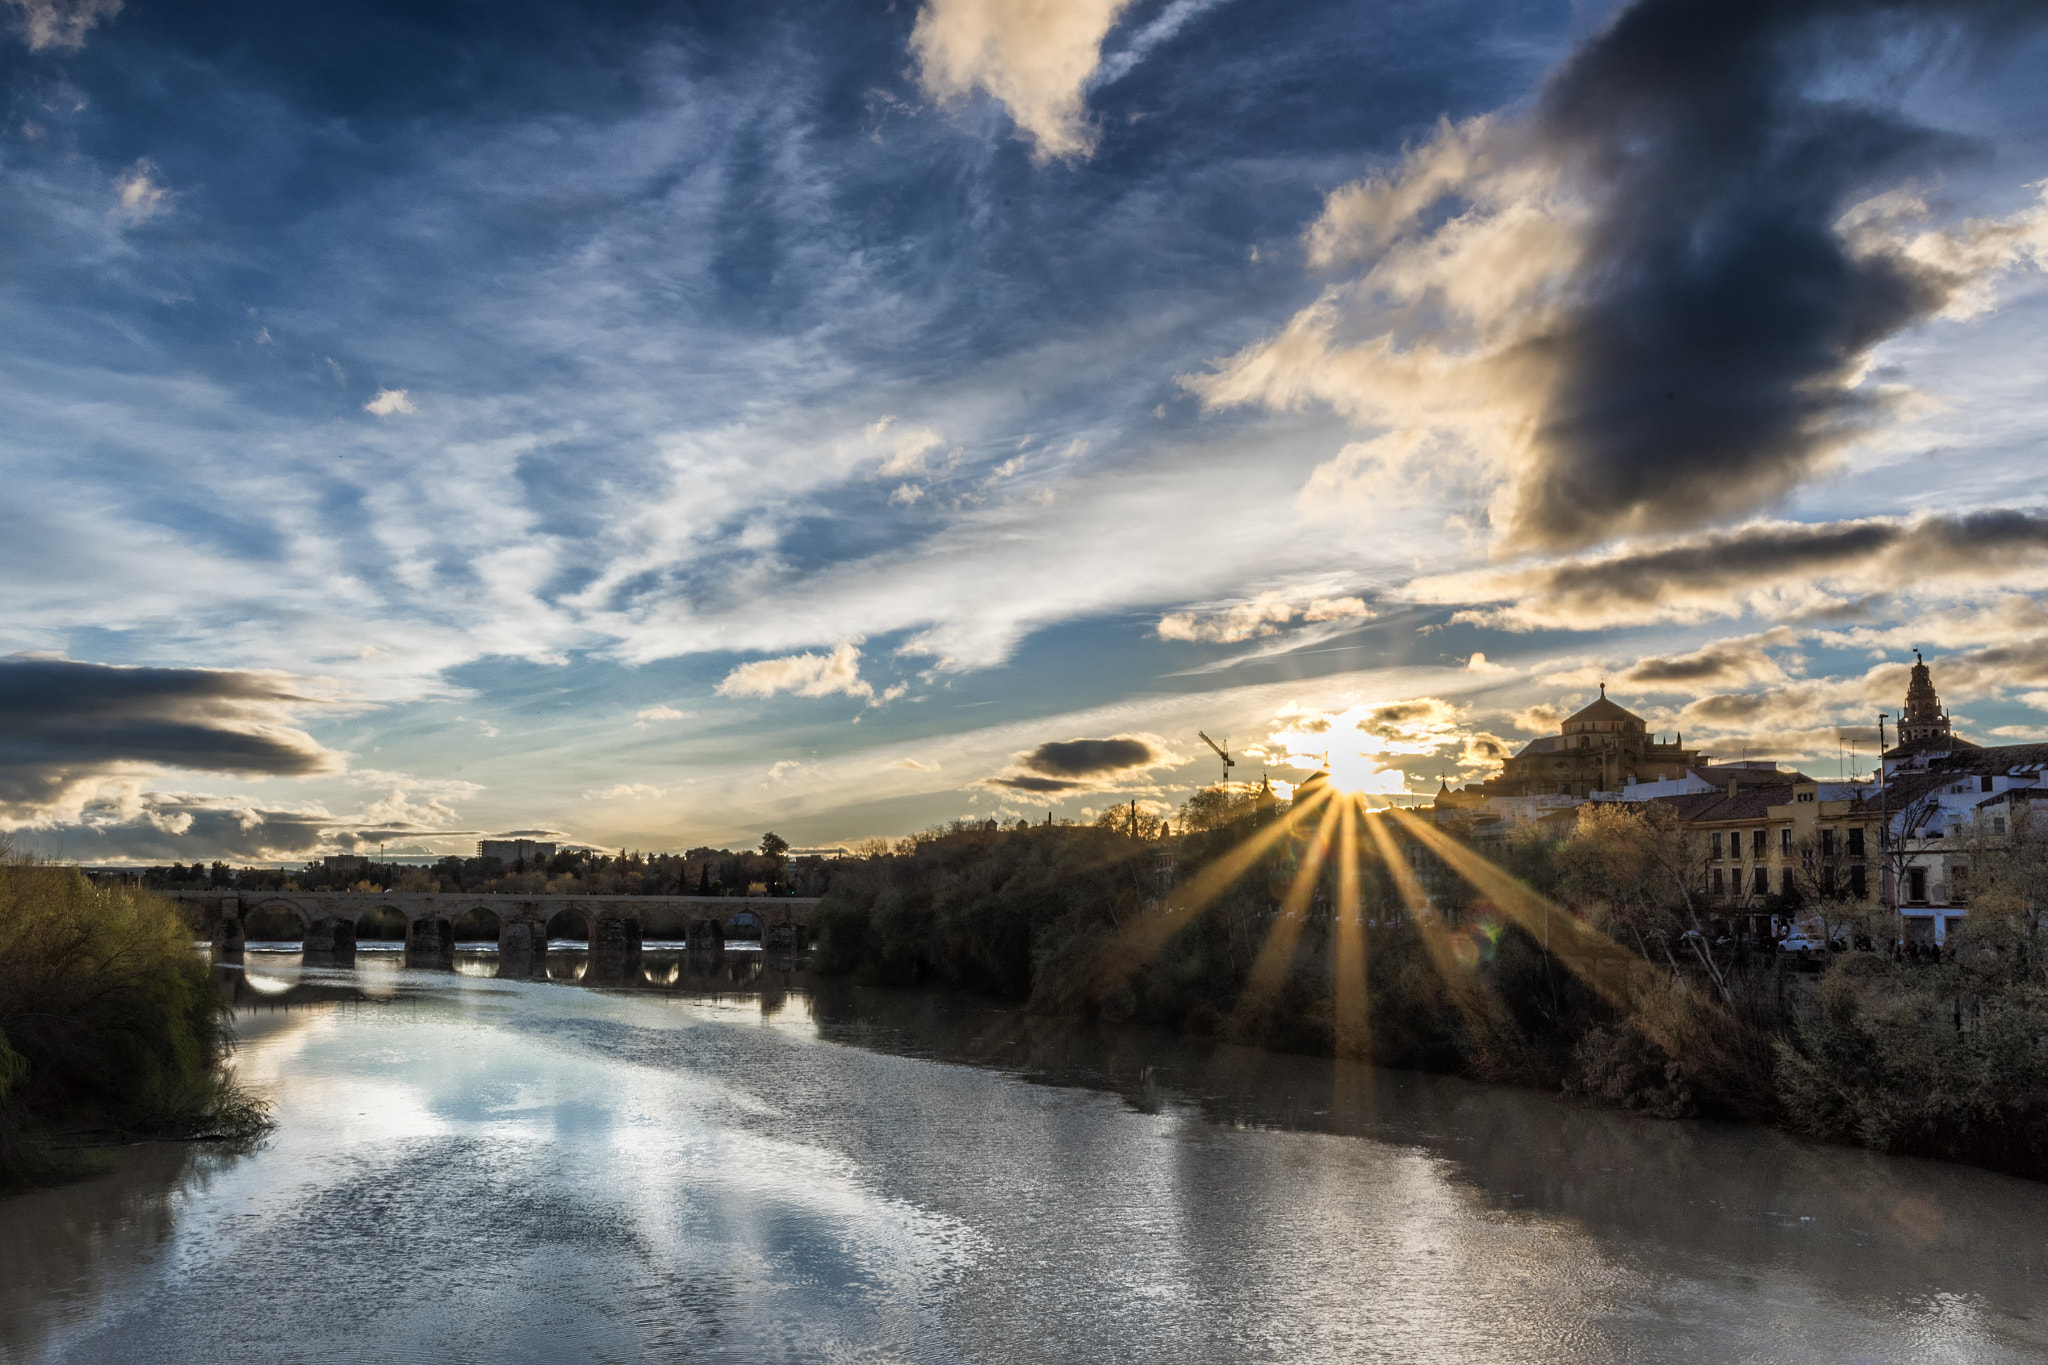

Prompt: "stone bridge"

[164,891,818,963]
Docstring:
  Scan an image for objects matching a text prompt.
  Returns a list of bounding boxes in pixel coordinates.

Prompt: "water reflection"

[5,955,2044,1364]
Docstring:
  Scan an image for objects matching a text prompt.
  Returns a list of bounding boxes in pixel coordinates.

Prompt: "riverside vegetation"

[811,793,2048,1181]
[0,850,267,1190]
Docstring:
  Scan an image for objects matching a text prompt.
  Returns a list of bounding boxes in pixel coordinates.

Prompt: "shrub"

[0,851,268,1189]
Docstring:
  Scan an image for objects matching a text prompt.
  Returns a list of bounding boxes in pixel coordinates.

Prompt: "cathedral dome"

[1561,685,1647,736]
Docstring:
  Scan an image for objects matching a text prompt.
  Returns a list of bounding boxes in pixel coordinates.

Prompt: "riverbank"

[0,856,268,1191]
[807,815,2048,1182]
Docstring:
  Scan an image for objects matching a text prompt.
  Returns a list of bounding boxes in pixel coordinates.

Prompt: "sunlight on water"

[2,959,2044,1365]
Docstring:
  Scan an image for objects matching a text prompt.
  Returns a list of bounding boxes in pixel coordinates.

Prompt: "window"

[1908,866,1928,904]
[1822,865,1836,895]
[1782,868,1796,896]
[1850,865,1867,898]
[1820,828,1835,856]
[1779,827,1793,853]
[1798,791,1815,802]
[1994,815,2008,836]
[1752,829,1767,856]
[1981,774,1995,793]
[1801,849,1814,870]
[1711,868,1725,897]
[1753,867,1769,896]
[1950,865,1970,905]
[1848,828,1865,857]
[1711,831,1723,859]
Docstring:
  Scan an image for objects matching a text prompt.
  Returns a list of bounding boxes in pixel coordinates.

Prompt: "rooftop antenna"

[1197,731,1237,787]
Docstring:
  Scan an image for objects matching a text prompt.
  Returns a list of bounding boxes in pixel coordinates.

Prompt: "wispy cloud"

[1157,590,1370,643]
[5,0,121,52]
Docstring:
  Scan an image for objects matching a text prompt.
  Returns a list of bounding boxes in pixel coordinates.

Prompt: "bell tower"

[1898,650,1951,745]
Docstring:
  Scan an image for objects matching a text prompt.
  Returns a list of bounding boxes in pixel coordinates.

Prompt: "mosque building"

[1456,685,1704,800]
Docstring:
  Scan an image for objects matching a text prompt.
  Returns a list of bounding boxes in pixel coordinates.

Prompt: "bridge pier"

[406,916,454,968]
[586,916,643,982]
[305,916,357,964]
[498,916,549,977]
[214,913,246,957]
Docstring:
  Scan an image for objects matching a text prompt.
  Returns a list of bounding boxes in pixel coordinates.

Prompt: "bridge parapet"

[164,892,821,947]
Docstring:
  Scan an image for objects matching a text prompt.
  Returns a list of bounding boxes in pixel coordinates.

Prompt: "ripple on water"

[3,963,2045,1364]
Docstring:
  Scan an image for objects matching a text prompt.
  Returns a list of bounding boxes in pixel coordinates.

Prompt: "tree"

[1180,785,1258,833]
[759,832,790,860]
[1093,802,1168,841]
[1560,801,1729,998]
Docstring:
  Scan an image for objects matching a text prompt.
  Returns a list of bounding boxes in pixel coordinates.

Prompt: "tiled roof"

[1647,785,1799,822]
[1925,742,2048,774]
[1565,694,1642,727]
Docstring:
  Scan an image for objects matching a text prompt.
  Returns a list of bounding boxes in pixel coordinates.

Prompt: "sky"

[5,0,2048,863]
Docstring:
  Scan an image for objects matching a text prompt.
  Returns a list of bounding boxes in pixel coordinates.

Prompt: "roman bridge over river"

[164,891,818,961]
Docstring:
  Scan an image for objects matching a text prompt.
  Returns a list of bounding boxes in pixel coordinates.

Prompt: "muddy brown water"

[2,949,2044,1363]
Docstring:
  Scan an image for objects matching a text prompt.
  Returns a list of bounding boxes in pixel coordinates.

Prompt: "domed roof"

[1563,685,1644,731]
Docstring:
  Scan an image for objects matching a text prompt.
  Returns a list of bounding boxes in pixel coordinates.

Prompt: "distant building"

[1894,649,1970,750]
[478,838,557,865]
[322,854,370,875]
[1437,687,1704,804]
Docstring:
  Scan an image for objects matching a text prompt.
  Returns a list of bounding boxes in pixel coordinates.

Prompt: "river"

[3,948,2045,1363]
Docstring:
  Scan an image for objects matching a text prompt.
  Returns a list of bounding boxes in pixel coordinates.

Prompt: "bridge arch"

[545,907,593,943]
[355,904,411,944]
[243,898,311,944]
[450,905,502,945]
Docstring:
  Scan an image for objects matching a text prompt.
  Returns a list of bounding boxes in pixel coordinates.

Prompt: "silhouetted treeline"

[811,798,2048,1182]
[125,839,834,898]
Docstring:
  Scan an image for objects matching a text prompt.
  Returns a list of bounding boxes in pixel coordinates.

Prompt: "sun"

[1322,749,1410,797]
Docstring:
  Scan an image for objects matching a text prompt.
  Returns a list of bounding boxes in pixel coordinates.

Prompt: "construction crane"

[1197,731,1236,787]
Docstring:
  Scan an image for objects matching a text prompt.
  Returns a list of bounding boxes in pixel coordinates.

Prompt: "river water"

[3,948,2046,1364]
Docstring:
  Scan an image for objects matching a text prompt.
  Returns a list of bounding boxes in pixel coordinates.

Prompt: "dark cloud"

[980,734,1167,794]
[1360,701,1436,730]
[0,657,340,815]
[1506,0,2048,548]
[1622,631,1792,689]
[982,773,1087,794]
[1461,733,1513,766]
[1432,510,2048,628]
[1017,736,1161,778]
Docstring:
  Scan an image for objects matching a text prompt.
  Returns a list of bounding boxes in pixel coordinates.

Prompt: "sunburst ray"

[1229,791,1344,1031]
[1384,806,1646,1006]
[1068,786,1336,1008]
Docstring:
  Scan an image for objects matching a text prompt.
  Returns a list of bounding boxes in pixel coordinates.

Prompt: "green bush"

[0,853,268,1190]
